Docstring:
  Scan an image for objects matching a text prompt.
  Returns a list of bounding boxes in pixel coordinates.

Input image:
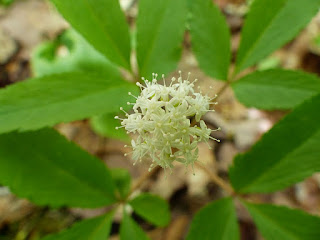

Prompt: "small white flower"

[116,72,220,172]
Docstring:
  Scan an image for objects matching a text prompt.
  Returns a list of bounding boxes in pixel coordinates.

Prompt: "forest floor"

[0,0,320,239]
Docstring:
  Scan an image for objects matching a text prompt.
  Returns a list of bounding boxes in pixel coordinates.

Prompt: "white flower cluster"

[115,72,220,171]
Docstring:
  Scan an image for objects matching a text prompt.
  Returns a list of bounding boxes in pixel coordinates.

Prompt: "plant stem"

[215,81,230,101]
[215,66,240,102]
[195,162,234,195]
[128,165,161,196]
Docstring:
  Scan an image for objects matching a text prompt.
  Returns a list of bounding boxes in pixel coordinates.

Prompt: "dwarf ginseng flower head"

[115,72,220,171]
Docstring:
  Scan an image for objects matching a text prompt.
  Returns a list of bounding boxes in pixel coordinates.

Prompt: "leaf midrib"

[244,128,320,191]
[8,131,113,204]
[247,205,300,240]
[236,0,288,71]
[240,122,320,192]
[82,0,129,69]
[221,209,236,240]
[87,214,111,239]
[235,81,320,93]
[139,0,172,75]
[0,83,129,131]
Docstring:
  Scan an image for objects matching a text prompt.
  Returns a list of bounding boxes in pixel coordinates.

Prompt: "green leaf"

[0,128,116,208]
[243,201,320,240]
[41,212,114,240]
[236,0,320,73]
[120,211,150,240]
[51,0,131,70]
[90,112,129,142]
[32,29,118,77]
[189,0,231,80]
[110,168,131,200]
[257,56,281,71]
[229,93,320,193]
[186,198,239,240]
[232,69,320,110]
[0,72,137,134]
[136,0,187,77]
[129,193,170,227]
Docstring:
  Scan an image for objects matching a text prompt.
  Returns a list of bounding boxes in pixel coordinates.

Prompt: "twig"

[195,162,234,195]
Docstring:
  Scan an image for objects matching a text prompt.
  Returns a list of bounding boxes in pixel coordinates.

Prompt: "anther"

[162,74,166,86]
[187,72,191,81]
[128,92,138,99]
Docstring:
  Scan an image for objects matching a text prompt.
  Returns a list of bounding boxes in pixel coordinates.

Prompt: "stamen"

[209,94,217,100]
[141,77,148,85]
[119,107,129,116]
[162,74,166,86]
[209,136,220,142]
[187,72,191,81]
[128,92,138,99]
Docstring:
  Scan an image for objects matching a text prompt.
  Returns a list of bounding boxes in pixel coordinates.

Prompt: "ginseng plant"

[1,0,320,239]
